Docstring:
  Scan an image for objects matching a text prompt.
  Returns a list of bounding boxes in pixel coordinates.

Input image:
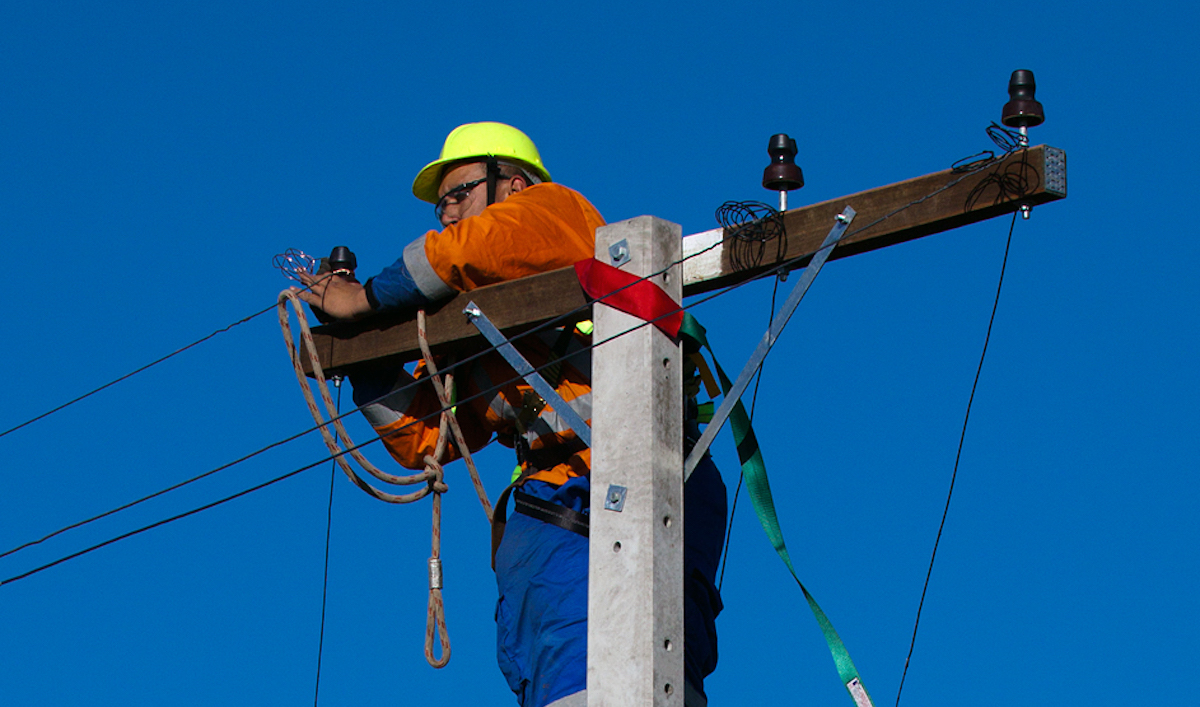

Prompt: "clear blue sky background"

[3,2,1195,705]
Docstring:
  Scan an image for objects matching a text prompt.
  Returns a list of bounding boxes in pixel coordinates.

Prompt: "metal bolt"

[609,239,632,267]
[463,304,481,318]
[836,212,850,224]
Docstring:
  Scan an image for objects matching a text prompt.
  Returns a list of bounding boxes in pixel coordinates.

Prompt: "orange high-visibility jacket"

[358,183,605,486]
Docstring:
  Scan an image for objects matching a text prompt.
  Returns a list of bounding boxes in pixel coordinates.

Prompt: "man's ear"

[509,174,528,194]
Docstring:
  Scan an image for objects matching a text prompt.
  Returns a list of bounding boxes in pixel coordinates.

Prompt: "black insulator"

[328,245,357,273]
[1001,69,1045,129]
[762,133,805,191]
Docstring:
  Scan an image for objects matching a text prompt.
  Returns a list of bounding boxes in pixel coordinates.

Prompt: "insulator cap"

[762,133,804,192]
[328,245,357,273]
[1001,69,1045,128]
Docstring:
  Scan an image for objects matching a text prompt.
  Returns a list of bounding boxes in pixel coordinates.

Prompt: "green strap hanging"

[680,313,875,707]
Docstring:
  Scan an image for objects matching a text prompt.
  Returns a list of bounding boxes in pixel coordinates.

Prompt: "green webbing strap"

[679,313,875,707]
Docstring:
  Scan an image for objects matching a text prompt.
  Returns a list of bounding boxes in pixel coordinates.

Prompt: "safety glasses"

[434,177,490,223]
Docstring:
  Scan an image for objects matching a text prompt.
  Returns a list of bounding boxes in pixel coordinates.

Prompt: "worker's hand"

[292,272,373,320]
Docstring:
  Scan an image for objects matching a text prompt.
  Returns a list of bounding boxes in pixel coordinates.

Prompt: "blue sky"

[2,1,1196,705]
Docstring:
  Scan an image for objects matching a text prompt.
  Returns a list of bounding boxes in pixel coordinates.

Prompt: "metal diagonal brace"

[683,206,857,481]
[463,302,592,448]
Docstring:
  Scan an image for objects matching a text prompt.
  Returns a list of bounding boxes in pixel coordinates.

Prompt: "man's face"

[435,161,525,227]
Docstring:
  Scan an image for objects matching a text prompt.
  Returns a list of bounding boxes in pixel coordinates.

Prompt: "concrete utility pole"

[587,217,685,707]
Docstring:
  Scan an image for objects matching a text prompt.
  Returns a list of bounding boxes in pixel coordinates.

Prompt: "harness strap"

[490,480,521,570]
[513,490,589,537]
[680,312,876,707]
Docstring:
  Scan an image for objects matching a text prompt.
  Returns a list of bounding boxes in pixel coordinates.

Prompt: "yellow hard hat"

[412,122,552,204]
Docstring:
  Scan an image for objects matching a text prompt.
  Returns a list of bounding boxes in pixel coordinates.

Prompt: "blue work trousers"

[493,456,727,707]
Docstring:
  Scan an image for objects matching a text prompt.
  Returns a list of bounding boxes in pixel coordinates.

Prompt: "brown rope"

[278,291,493,669]
[416,310,493,524]
[278,290,445,503]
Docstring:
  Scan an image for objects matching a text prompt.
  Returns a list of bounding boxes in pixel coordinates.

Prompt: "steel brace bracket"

[683,206,857,480]
[463,302,592,447]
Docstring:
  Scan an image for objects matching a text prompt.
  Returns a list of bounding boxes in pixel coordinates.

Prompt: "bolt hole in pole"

[664,683,674,696]
[613,541,622,553]
[662,357,670,368]
[664,639,673,651]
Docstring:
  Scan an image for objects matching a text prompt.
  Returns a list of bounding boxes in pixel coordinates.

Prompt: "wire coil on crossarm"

[716,200,787,273]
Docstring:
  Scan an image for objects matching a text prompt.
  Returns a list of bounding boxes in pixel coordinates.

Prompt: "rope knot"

[423,456,450,493]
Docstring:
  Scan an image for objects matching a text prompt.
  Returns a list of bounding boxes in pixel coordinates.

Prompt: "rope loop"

[278,288,443,503]
[279,294,498,669]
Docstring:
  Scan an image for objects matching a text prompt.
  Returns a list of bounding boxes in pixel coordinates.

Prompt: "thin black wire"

[0,412,336,560]
[0,300,285,440]
[894,210,1018,706]
[1,153,1013,572]
[0,239,737,562]
[0,258,797,585]
[0,213,904,570]
[0,206,961,585]
[313,381,340,707]
[0,441,361,586]
[3,129,1017,446]
[717,271,780,591]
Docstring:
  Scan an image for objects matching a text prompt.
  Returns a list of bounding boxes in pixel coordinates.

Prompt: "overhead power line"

[3,146,1026,580]
[0,249,816,584]
[895,211,1019,706]
[0,301,281,440]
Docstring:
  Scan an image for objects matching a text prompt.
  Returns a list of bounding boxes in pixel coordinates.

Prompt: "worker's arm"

[352,363,492,468]
[291,272,374,319]
[294,183,601,319]
[368,183,603,307]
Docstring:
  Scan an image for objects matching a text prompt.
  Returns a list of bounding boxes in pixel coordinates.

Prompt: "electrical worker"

[294,122,726,707]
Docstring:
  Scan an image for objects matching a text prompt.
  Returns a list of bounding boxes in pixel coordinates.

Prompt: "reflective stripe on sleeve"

[527,392,592,440]
[359,383,418,430]
[404,235,456,301]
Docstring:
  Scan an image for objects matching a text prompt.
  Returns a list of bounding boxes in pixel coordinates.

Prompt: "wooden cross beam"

[302,144,1065,376]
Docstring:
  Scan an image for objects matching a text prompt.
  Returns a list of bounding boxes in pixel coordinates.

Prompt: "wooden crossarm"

[303,144,1066,375]
[682,144,1066,293]
[300,265,589,376]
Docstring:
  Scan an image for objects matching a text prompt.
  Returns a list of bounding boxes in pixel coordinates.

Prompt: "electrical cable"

[3,126,1020,446]
[0,408,339,560]
[0,259,795,584]
[313,380,340,707]
[0,274,336,441]
[894,210,1019,706]
[2,148,1024,572]
[717,270,780,592]
[0,247,727,561]
[0,439,366,587]
[0,302,277,440]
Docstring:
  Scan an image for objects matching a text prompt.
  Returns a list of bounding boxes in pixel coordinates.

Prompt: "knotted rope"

[278,288,492,668]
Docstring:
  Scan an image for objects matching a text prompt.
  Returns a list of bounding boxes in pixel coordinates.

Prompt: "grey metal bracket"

[683,206,857,481]
[1045,146,1067,197]
[603,484,627,512]
[608,239,631,267]
[463,301,592,447]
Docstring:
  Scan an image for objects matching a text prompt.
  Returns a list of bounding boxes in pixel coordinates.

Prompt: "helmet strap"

[486,156,498,206]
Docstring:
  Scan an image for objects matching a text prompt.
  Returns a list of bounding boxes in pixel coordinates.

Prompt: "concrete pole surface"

[587,216,684,707]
